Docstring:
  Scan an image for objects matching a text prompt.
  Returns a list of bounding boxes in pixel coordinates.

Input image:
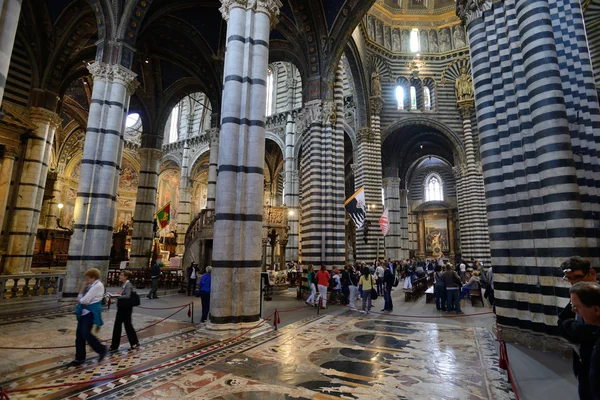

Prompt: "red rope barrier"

[0,305,190,350]
[6,311,276,395]
[495,321,521,400]
[0,387,10,400]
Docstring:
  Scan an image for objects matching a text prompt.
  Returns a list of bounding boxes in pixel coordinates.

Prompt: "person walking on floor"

[382,268,394,312]
[359,267,375,314]
[147,256,162,299]
[305,265,317,306]
[197,266,212,322]
[341,265,351,305]
[348,266,358,310]
[375,263,385,296]
[331,269,341,304]
[109,270,139,352]
[187,262,199,296]
[315,265,331,309]
[434,264,447,311]
[441,263,463,314]
[69,268,107,366]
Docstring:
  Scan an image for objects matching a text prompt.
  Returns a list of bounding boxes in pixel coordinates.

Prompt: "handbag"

[130,291,141,307]
[370,277,378,300]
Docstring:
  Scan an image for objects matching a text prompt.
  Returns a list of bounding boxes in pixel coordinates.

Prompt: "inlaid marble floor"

[0,311,515,399]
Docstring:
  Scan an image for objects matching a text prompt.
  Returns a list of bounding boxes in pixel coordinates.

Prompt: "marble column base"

[499,325,572,357]
[203,320,273,340]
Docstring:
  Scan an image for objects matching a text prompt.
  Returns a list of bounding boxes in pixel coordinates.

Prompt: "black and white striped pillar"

[461,0,600,344]
[0,146,18,237]
[64,62,138,294]
[299,67,346,268]
[355,97,384,262]
[208,0,281,330]
[4,107,61,274]
[453,103,491,265]
[283,113,299,262]
[205,128,220,211]
[176,141,191,255]
[399,188,409,260]
[0,0,22,106]
[129,148,162,269]
[383,174,402,261]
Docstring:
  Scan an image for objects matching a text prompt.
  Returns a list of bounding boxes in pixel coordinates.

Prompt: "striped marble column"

[399,189,409,260]
[4,107,61,274]
[382,174,402,261]
[299,68,346,267]
[0,146,18,235]
[129,148,162,269]
[205,128,220,211]
[355,97,384,262]
[209,0,281,330]
[65,62,138,294]
[283,113,299,262]
[0,0,22,106]
[176,141,191,255]
[453,102,491,265]
[45,175,67,229]
[461,0,600,345]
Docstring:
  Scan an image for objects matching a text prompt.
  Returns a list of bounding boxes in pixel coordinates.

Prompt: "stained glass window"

[425,175,443,201]
[410,86,417,110]
[396,86,405,110]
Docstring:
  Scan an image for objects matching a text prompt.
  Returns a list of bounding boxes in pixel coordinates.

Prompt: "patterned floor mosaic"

[0,313,515,399]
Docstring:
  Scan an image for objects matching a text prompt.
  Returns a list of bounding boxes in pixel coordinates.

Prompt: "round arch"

[187,144,211,172]
[265,132,286,156]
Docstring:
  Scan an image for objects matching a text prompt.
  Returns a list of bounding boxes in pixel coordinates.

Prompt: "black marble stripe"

[91,99,124,108]
[137,186,156,190]
[210,314,261,324]
[497,315,559,336]
[214,213,262,222]
[81,159,119,168]
[140,170,159,176]
[136,202,155,206]
[2,254,33,258]
[218,165,263,174]
[224,75,266,86]
[221,117,266,128]
[212,260,262,268]
[87,127,121,137]
[77,192,116,200]
[227,35,268,47]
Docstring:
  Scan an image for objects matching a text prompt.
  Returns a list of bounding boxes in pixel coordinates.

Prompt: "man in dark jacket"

[559,282,600,400]
[558,257,599,399]
[147,257,162,299]
[341,266,351,305]
[382,268,395,312]
[441,264,463,314]
[187,262,199,296]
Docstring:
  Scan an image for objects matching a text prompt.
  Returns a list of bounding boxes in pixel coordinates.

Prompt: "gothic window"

[425,175,443,201]
[410,29,420,52]
[410,86,417,110]
[266,68,274,116]
[168,105,179,144]
[396,86,405,110]
[424,87,431,111]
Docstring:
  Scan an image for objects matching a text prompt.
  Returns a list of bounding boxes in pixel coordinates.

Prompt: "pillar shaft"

[0,0,22,106]
[129,148,162,269]
[45,176,66,229]
[4,108,61,274]
[299,67,346,267]
[399,189,409,260]
[209,0,281,328]
[205,128,220,211]
[382,176,402,261]
[0,147,18,237]
[176,142,191,255]
[65,62,138,294]
[283,113,299,262]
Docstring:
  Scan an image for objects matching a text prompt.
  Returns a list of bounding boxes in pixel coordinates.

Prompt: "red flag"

[379,208,390,237]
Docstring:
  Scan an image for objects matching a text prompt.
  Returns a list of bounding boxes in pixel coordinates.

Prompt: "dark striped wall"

[3,38,32,107]
[584,1,600,98]
[467,0,600,343]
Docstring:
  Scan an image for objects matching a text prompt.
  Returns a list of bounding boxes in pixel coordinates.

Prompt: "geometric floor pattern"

[1,312,516,399]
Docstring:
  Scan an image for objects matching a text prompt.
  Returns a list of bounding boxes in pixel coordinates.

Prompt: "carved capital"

[382,176,401,188]
[87,62,139,95]
[204,128,220,145]
[220,0,283,27]
[138,147,163,162]
[322,101,337,127]
[0,103,38,131]
[2,146,20,159]
[29,107,62,130]
[370,96,384,115]
[456,0,494,26]
[452,165,465,179]
[357,127,377,143]
[296,100,322,135]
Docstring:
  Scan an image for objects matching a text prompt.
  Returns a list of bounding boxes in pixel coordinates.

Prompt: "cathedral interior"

[0,0,599,398]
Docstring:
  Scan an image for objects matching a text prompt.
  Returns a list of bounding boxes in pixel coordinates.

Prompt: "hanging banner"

[345,187,367,229]
[156,202,171,229]
[379,207,390,237]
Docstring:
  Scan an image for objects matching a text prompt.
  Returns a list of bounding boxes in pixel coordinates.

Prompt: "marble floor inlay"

[1,313,515,399]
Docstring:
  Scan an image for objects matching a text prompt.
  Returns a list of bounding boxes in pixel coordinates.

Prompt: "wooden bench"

[425,286,435,303]
[404,277,428,302]
[469,282,485,307]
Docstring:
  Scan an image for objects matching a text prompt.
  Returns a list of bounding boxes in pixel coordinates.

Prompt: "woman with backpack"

[315,265,331,309]
[305,265,317,306]
[359,267,375,314]
[109,270,140,352]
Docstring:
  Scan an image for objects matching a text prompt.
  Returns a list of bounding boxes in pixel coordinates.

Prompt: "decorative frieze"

[296,100,322,135]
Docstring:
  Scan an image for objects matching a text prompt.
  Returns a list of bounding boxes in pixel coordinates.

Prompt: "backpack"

[370,276,378,300]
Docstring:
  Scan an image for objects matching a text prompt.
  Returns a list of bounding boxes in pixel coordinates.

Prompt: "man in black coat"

[147,257,162,299]
[558,257,599,399]
[559,282,600,400]
[382,268,395,312]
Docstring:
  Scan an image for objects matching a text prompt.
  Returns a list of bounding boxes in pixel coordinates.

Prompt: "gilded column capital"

[3,146,20,159]
[370,96,384,116]
[457,99,475,119]
[220,0,283,27]
[29,107,62,129]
